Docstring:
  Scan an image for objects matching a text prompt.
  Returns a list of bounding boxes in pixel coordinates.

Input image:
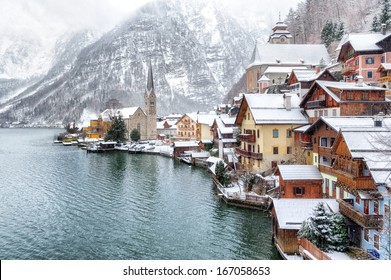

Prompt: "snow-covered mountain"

[0,0,260,126]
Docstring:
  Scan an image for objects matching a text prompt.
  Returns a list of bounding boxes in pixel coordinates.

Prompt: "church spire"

[147,60,154,92]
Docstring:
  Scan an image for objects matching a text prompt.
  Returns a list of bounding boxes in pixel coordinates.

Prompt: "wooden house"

[300,79,388,123]
[275,165,323,198]
[272,199,339,256]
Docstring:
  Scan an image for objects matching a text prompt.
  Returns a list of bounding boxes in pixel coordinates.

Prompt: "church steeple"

[147,60,154,93]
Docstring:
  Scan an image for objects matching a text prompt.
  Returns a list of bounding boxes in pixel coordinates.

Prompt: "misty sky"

[0,0,303,38]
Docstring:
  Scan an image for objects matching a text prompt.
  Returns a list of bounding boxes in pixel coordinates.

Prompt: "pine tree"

[330,213,349,252]
[298,202,333,251]
[104,115,127,142]
[130,128,141,142]
[372,15,381,32]
[215,161,231,187]
[380,0,391,28]
[321,21,335,47]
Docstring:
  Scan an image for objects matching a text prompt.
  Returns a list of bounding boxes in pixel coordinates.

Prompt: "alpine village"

[48,8,391,261]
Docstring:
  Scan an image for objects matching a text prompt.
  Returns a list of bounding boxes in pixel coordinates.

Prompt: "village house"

[174,113,198,141]
[211,115,238,163]
[156,119,177,141]
[287,68,336,99]
[235,93,308,173]
[330,124,391,260]
[196,113,217,149]
[272,198,340,257]
[83,114,111,139]
[275,165,323,199]
[300,77,389,123]
[337,28,391,84]
[246,19,330,93]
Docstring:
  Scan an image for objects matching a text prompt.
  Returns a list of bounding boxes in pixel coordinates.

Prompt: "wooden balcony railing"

[298,238,331,260]
[239,134,256,143]
[337,199,383,229]
[341,65,357,74]
[318,146,333,157]
[235,147,263,160]
[333,169,376,190]
[379,76,391,83]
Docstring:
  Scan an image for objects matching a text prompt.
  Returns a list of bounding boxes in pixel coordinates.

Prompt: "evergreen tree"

[372,15,381,32]
[104,115,127,142]
[298,202,334,251]
[321,20,334,47]
[330,213,349,252]
[215,161,231,187]
[380,0,391,28]
[130,128,141,142]
[336,22,345,40]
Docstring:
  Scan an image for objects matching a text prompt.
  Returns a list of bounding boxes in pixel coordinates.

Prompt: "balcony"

[337,199,383,229]
[318,146,333,157]
[333,169,376,190]
[306,100,326,109]
[239,134,256,143]
[341,65,357,75]
[379,76,391,83]
[235,147,263,160]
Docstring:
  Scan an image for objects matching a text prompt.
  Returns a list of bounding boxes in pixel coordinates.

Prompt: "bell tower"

[144,60,157,139]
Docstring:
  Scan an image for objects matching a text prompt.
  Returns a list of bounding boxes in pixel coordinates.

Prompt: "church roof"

[247,43,330,69]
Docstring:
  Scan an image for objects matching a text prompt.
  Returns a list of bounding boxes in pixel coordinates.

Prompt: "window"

[330,138,335,147]
[313,137,317,144]
[319,110,323,117]
[332,109,337,116]
[324,110,328,116]
[273,147,279,154]
[339,187,344,198]
[347,92,354,100]
[287,146,292,154]
[362,92,369,100]
[356,196,360,205]
[294,187,305,196]
[320,137,328,147]
[364,229,370,242]
[367,71,373,79]
[257,129,259,138]
[314,110,318,118]
[366,57,374,64]
[286,129,292,138]
[373,200,379,214]
[332,181,336,198]
[273,129,279,138]
[374,234,380,250]
[325,179,329,196]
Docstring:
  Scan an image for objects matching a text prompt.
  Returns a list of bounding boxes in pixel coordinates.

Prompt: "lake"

[0,128,281,260]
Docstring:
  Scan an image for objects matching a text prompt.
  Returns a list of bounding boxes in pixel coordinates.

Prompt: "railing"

[235,147,263,160]
[318,146,333,157]
[298,238,332,260]
[306,100,326,109]
[379,76,391,83]
[332,169,376,190]
[337,199,383,229]
[341,65,357,74]
[239,134,256,143]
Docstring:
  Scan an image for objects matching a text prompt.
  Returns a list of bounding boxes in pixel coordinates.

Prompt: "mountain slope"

[0,0,257,126]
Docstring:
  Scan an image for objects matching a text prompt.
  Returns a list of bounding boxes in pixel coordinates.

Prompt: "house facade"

[174,113,198,141]
[300,79,389,123]
[235,93,308,172]
[337,31,391,84]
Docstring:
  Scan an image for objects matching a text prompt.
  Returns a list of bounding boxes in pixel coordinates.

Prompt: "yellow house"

[83,115,111,139]
[196,113,216,148]
[235,93,308,172]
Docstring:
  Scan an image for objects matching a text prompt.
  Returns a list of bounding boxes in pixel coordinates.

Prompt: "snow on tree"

[298,202,349,252]
[104,115,128,143]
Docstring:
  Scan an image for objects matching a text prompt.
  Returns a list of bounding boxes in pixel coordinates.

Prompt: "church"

[246,17,331,93]
[102,61,157,140]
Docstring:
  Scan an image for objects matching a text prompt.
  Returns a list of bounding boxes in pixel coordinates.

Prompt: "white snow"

[277,165,323,181]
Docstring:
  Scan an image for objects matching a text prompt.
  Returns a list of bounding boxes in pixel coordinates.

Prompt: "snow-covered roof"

[277,165,323,181]
[378,63,391,71]
[338,130,391,184]
[264,66,307,74]
[272,199,339,230]
[293,124,311,133]
[339,33,386,52]
[291,69,328,82]
[116,107,140,118]
[243,94,308,125]
[173,141,199,148]
[314,116,391,133]
[247,43,330,69]
[197,114,216,126]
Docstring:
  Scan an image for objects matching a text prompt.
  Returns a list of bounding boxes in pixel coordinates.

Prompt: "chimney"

[381,23,387,35]
[284,93,292,111]
[315,66,321,73]
[355,75,364,87]
[374,112,385,127]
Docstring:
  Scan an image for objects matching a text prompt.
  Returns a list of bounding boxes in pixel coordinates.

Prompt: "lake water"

[0,129,281,260]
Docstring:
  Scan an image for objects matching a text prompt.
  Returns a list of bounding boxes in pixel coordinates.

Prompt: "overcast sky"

[0,0,303,38]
